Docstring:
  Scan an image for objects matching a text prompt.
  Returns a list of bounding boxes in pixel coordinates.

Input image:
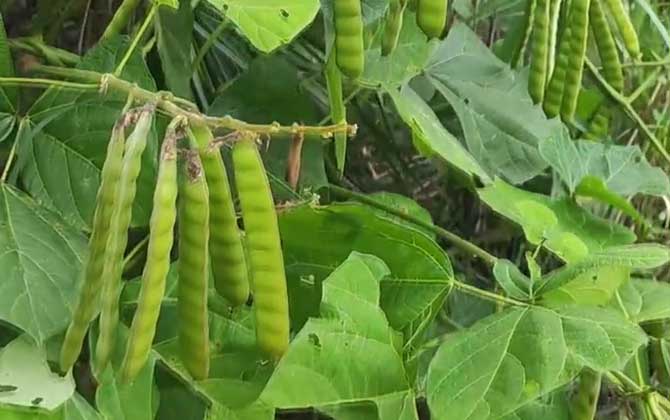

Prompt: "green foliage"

[0,185,87,343]
[2,1,670,419]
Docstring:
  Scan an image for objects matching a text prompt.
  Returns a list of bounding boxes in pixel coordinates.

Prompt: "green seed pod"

[325,52,347,173]
[59,118,126,373]
[543,26,572,117]
[560,0,591,122]
[590,0,624,92]
[416,0,447,39]
[382,0,406,56]
[511,0,537,69]
[177,145,210,380]
[584,105,610,140]
[547,0,563,75]
[190,123,249,307]
[334,0,365,78]
[119,119,181,383]
[529,0,550,104]
[570,369,602,420]
[603,0,640,59]
[95,107,154,374]
[233,135,289,361]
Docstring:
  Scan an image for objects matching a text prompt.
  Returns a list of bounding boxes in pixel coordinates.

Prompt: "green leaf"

[278,203,453,349]
[425,22,518,88]
[154,0,179,7]
[205,0,320,53]
[95,349,157,420]
[0,336,75,411]
[0,185,87,344]
[614,278,670,323]
[501,389,570,420]
[537,244,670,294]
[555,306,647,370]
[538,131,670,197]
[429,78,550,185]
[422,23,562,184]
[154,308,274,415]
[366,191,435,239]
[320,391,419,420]
[205,402,274,420]
[156,0,194,100]
[479,179,636,263]
[542,266,630,306]
[634,0,670,51]
[388,85,491,183]
[493,259,531,300]
[209,56,326,195]
[427,307,567,420]
[260,253,417,418]
[426,305,646,419]
[21,36,158,230]
[360,10,435,88]
[575,176,644,224]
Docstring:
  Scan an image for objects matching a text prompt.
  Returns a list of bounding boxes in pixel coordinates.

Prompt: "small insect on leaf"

[308,333,321,348]
[280,9,289,18]
[0,385,17,393]
[31,397,43,405]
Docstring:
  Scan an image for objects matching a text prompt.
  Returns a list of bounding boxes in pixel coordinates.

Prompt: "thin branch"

[8,38,81,66]
[114,4,157,76]
[585,58,670,166]
[451,279,528,307]
[8,65,356,138]
[101,0,143,42]
[191,16,230,74]
[0,77,98,91]
[0,139,17,183]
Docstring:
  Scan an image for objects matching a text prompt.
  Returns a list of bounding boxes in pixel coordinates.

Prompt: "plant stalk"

[101,0,144,42]
[585,58,670,166]
[0,66,355,138]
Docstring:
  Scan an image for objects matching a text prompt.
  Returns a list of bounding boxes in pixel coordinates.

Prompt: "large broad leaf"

[537,244,670,295]
[21,36,158,231]
[500,389,570,420]
[360,10,436,88]
[0,335,99,419]
[278,202,453,349]
[423,23,562,184]
[0,185,87,343]
[556,306,647,370]
[538,131,670,197]
[0,336,75,411]
[260,253,417,419]
[388,85,491,183]
[209,55,326,196]
[153,301,275,417]
[426,305,646,420]
[95,338,158,420]
[613,278,670,323]
[479,179,636,263]
[206,0,320,53]
[541,267,630,306]
[156,0,194,100]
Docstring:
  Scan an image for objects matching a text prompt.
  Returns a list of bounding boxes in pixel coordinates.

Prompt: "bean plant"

[0,0,669,419]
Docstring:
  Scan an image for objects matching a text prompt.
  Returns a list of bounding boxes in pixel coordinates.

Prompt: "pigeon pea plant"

[1,0,670,419]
